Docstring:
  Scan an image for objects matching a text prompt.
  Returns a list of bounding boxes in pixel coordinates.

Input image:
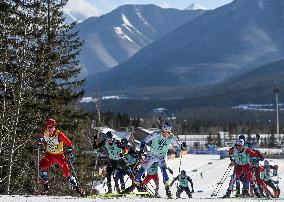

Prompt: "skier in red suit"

[37,118,84,196]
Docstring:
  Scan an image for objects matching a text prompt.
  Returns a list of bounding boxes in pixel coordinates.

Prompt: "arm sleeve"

[172,135,181,148]
[228,147,234,156]
[59,132,72,147]
[247,148,263,159]
[94,139,106,149]
[188,177,194,189]
[171,176,178,184]
[144,131,159,144]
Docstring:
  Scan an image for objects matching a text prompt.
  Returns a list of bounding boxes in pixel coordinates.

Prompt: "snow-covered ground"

[1,154,283,201]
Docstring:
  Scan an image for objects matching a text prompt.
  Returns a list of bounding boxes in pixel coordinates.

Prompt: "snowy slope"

[1,154,283,201]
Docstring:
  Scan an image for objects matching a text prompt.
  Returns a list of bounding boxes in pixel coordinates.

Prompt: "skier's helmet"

[162,121,172,133]
[106,131,113,140]
[181,170,186,175]
[264,160,270,167]
[46,118,56,128]
[238,135,246,141]
[121,138,128,146]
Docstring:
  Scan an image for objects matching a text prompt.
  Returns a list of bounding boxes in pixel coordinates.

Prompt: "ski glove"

[140,141,146,151]
[256,134,260,140]
[36,137,44,149]
[167,168,174,175]
[181,142,187,151]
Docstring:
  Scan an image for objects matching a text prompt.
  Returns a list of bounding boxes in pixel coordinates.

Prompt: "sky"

[64,0,233,21]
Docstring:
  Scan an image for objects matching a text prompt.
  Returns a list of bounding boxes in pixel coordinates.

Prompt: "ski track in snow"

[1,154,283,201]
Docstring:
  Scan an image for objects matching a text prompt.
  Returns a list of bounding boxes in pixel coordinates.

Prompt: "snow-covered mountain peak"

[186,3,207,10]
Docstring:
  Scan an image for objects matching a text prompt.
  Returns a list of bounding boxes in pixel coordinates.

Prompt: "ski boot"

[165,185,173,199]
[121,181,139,194]
[75,186,85,197]
[242,189,250,198]
[121,183,125,191]
[154,188,159,197]
[274,190,280,198]
[68,176,85,197]
[222,190,231,198]
[254,187,262,198]
[106,182,112,194]
[235,188,241,198]
[41,183,49,195]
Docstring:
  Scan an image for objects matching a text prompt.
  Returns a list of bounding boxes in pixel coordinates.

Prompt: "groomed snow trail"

[1,154,283,201]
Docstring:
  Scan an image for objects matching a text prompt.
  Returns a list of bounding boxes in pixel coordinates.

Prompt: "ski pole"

[68,153,81,188]
[211,165,232,197]
[211,164,233,197]
[145,184,155,195]
[176,152,182,188]
[37,146,40,183]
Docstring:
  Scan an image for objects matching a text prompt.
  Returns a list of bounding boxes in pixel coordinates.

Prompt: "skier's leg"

[265,180,278,197]
[176,186,183,198]
[53,154,78,188]
[185,187,192,198]
[142,174,152,186]
[114,170,121,192]
[153,174,159,196]
[158,156,172,198]
[39,153,54,192]
[135,154,156,183]
[106,160,115,193]
[243,164,260,197]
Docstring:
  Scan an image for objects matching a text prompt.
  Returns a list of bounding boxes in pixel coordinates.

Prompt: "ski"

[86,191,153,199]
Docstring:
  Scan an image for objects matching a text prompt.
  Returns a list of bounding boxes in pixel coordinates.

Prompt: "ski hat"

[106,131,113,140]
[162,121,172,133]
[121,138,128,145]
[236,139,244,146]
[238,135,246,141]
[46,118,56,127]
[264,160,270,167]
[181,170,186,175]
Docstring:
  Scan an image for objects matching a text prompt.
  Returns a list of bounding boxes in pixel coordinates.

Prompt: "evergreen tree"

[0,0,88,195]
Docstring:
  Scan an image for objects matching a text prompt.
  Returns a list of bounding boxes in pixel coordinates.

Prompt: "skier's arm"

[140,132,159,152]
[166,166,174,175]
[144,131,159,144]
[171,135,181,148]
[188,177,194,192]
[58,132,73,147]
[247,148,263,160]
[93,139,106,149]
[228,147,234,161]
[170,176,179,186]
[270,165,278,170]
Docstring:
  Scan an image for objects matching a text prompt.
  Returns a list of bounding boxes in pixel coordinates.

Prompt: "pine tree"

[0,0,88,195]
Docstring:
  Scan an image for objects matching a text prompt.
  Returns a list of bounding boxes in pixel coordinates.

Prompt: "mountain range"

[87,0,284,100]
[75,4,204,77]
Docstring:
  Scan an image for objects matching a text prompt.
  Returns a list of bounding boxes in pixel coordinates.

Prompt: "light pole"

[273,86,280,136]
[184,119,187,146]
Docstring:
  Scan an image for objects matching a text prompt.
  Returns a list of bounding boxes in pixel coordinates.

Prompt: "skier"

[37,118,84,196]
[223,134,261,198]
[123,121,184,198]
[93,131,128,194]
[251,161,273,198]
[228,139,263,197]
[238,134,260,149]
[262,160,280,198]
[170,170,194,198]
[114,138,138,192]
[142,163,160,196]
